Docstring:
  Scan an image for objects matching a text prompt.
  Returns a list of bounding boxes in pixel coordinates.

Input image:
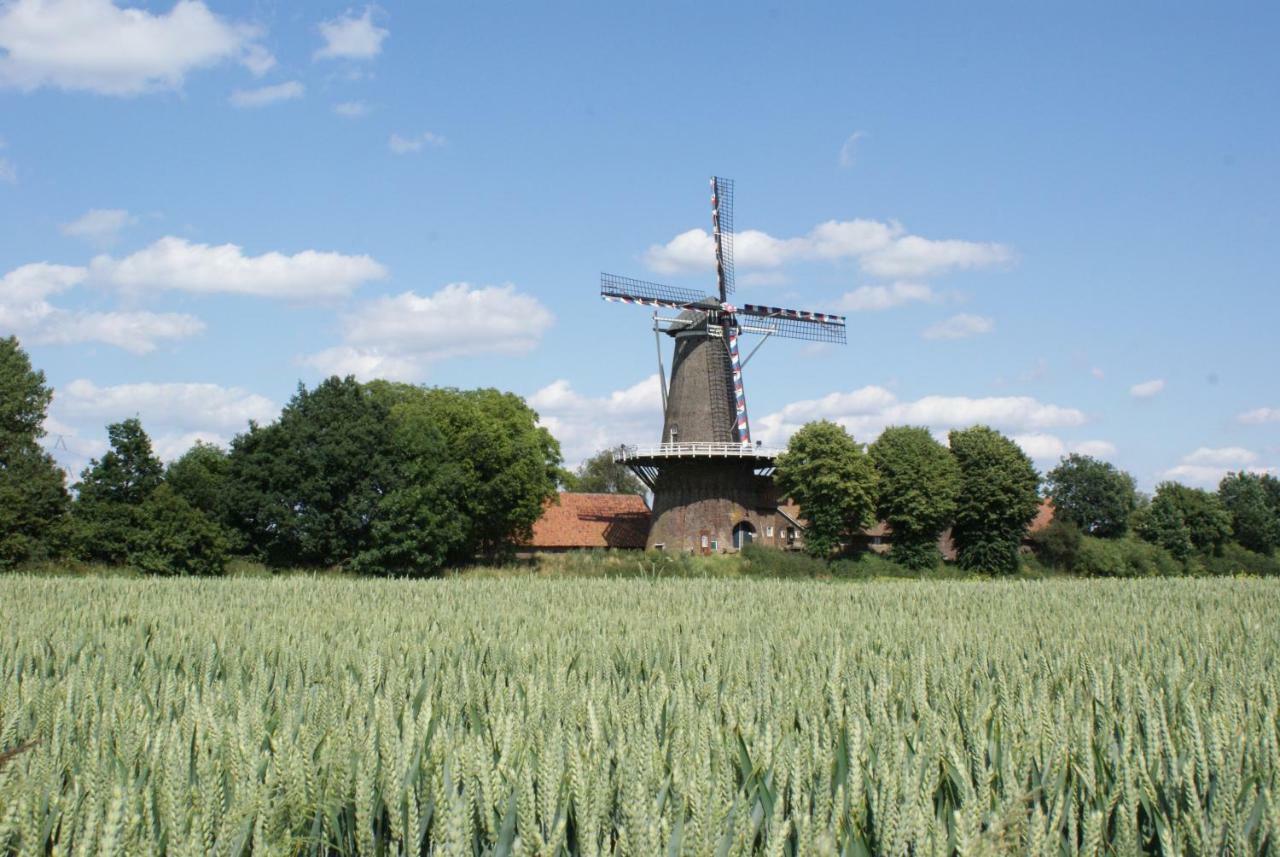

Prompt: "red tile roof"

[527,493,651,549]
[1029,498,1055,533]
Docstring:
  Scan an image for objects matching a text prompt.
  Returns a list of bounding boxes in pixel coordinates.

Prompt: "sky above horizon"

[2,0,1278,491]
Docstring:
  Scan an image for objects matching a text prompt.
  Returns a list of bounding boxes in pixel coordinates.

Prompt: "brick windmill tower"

[601,177,847,552]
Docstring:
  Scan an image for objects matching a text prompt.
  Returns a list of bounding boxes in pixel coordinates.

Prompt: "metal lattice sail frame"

[601,176,847,444]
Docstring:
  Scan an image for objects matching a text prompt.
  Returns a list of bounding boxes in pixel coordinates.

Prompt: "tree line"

[4,335,1277,576]
[0,337,562,575]
[772,419,1280,575]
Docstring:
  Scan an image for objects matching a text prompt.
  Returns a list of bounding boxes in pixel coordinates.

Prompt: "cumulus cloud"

[315,8,388,61]
[304,282,555,381]
[529,375,663,465]
[1011,433,1117,463]
[644,218,1011,281]
[90,236,387,300]
[389,131,445,154]
[0,0,272,96]
[1161,446,1274,487]
[838,282,935,312]
[0,261,201,353]
[1129,378,1165,398]
[1238,407,1280,425]
[838,130,866,168]
[752,385,1087,447]
[229,80,303,108]
[59,208,136,246]
[49,379,277,466]
[332,100,368,118]
[922,313,994,340]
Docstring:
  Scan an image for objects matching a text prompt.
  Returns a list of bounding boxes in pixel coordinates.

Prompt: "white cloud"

[315,8,388,61]
[304,282,555,381]
[1129,378,1165,398]
[753,385,1087,447]
[922,313,994,340]
[49,379,276,465]
[57,379,275,431]
[0,156,14,183]
[0,261,202,353]
[838,130,866,168]
[529,375,663,465]
[1182,446,1257,467]
[1238,407,1280,425]
[644,218,1011,281]
[59,208,136,246]
[90,236,387,300]
[389,131,445,154]
[229,80,303,108]
[861,236,1012,279]
[332,100,368,118]
[839,282,935,312]
[1091,367,1105,380]
[0,0,272,96]
[1011,433,1117,462]
[1161,447,1275,487]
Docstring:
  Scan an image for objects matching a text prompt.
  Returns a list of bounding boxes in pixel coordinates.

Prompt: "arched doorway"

[732,521,756,550]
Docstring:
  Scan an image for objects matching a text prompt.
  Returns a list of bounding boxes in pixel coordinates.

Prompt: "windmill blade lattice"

[738,303,848,344]
[600,273,710,310]
[710,177,735,299]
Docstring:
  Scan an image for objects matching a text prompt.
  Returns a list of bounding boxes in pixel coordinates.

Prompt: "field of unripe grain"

[1,576,1278,855]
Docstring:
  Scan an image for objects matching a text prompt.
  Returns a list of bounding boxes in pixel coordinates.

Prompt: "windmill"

[601,177,847,552]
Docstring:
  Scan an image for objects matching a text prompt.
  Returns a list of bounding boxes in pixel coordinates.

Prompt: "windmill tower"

[602,177,847,552]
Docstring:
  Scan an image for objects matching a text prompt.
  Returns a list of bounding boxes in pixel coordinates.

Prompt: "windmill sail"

[601,273,710,309]
[710,176,735,299]
[738,303,848,344]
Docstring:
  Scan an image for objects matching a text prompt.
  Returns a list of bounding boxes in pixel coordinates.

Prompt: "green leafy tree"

[1044,454,1137,538]
[1029,519,1084,570]
[1134,481,1231,560]
[564,448,645,495]
[774,421,879,558]
[1218,472,1280,555]
[166,442,230,519]
[868,426,959,569]
[949,425,1041,574]
[225,377,394,567]
[128,484,228,575]
[0,337,69,567]
[72,418,164,564]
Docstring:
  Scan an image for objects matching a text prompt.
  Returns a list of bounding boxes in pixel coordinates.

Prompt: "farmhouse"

[525,493,651,552]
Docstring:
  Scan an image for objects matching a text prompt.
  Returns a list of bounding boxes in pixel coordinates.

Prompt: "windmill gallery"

[600,178,847,554]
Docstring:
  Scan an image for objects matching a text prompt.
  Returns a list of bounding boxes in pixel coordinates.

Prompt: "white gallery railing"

[614,442,783,460]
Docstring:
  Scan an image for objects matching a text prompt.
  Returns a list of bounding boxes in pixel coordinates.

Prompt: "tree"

[774,421,879,558]
[0,337,69,567]
[225,377,394,567]
[71,418,163,564]
[868,426,959,569]
[1134,482,1231,560]
[1219,472,1280,555]
[949,426,1041,574]
[564,449,645,495]
[166,441,231,520]
[224,379,562,573]
[1044,454,1137,538]
[128,484,228,575]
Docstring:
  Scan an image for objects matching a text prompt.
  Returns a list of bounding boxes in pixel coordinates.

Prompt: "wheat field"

[1,576,1278,855]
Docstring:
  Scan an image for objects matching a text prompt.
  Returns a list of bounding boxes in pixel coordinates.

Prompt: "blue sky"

[2,0,1277,489]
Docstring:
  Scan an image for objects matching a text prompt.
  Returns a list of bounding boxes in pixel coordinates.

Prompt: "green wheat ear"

[0,576,1276,854]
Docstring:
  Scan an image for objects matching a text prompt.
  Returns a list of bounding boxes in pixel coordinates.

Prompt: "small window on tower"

[700,534,709,549]
[766,525,774,538]
[654,543,665,551]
